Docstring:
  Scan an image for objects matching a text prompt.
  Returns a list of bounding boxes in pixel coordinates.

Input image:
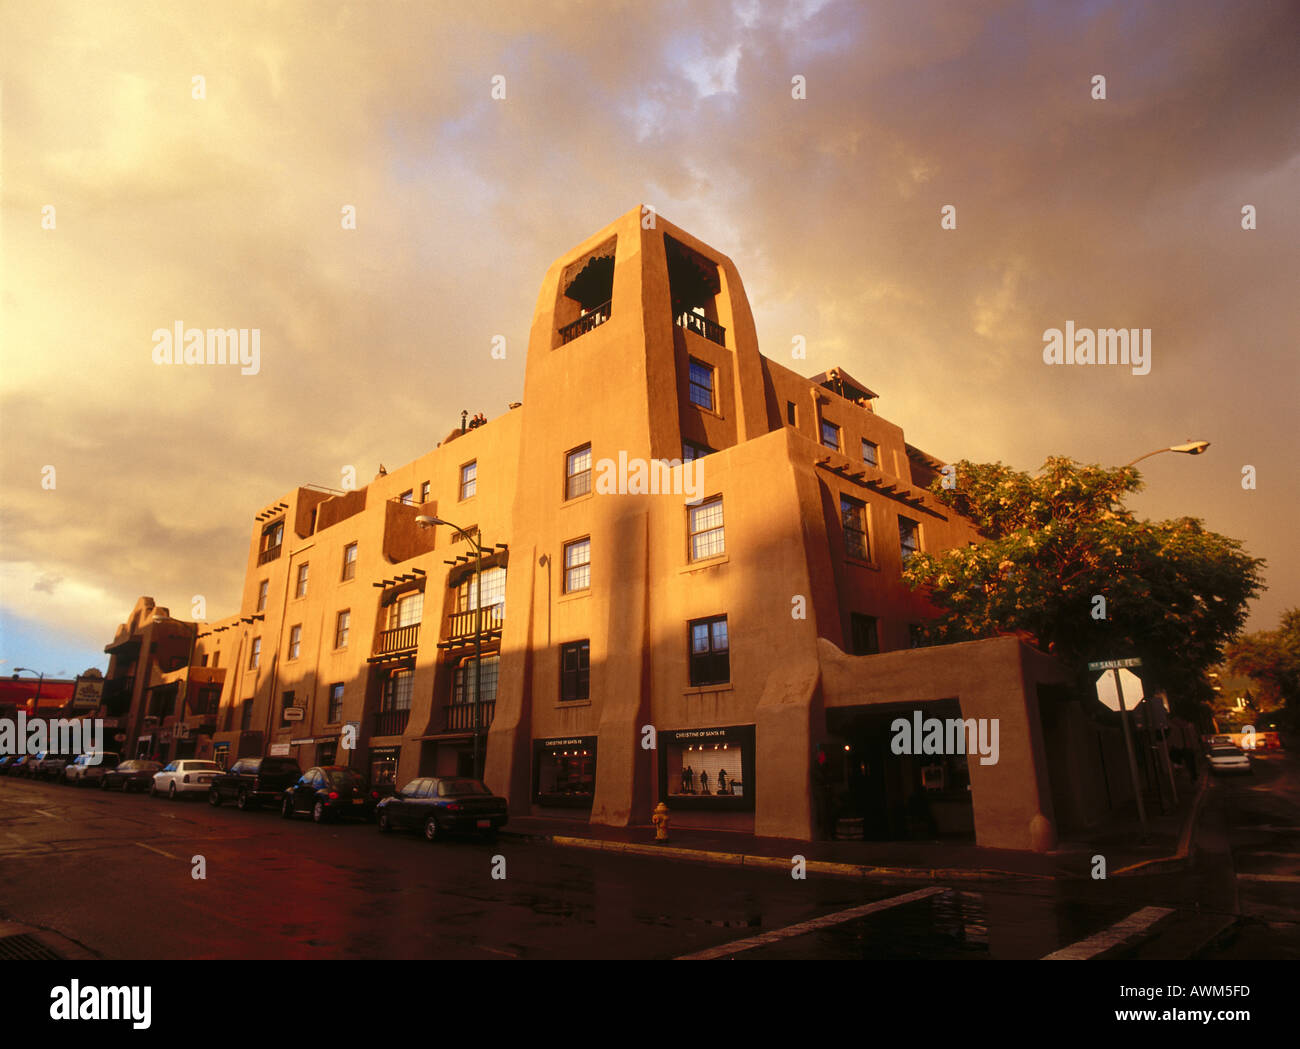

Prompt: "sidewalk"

[500,772,1209,882]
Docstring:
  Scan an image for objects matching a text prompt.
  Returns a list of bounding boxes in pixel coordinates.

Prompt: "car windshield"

[438,779,492,797]
[324,768,363,787]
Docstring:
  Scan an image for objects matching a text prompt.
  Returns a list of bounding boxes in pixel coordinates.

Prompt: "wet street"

[1,766,1296,960]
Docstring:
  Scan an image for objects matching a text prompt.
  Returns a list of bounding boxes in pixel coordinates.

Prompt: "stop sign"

[1095,668,1144,712]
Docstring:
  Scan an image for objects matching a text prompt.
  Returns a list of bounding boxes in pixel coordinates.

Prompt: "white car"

[64,752,121,787]
[1206,744,1251,775]
[151,759,223,800]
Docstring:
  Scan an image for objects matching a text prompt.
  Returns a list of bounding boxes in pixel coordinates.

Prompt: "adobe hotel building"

[104,207,1107,852]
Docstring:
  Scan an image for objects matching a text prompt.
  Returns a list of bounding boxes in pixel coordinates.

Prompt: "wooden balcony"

[675,310,726,346]
[559,301,611,344]
[440,606,504,648]
[444,701,495,733]
[373,708,411,737]
[374,623,420,656]
[257,544,282,565]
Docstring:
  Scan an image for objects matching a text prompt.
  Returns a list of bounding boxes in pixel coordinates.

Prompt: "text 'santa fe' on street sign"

[1088,657,1143,671]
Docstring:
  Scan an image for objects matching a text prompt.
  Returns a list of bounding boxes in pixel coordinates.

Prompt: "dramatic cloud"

[1,0,1296,674]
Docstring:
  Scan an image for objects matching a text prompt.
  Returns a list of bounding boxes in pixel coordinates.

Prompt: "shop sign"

[268,743,291,757]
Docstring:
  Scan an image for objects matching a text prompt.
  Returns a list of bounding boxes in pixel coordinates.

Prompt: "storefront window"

[369,746,399,790]
[659,726,755,810]
[533,737,597,807]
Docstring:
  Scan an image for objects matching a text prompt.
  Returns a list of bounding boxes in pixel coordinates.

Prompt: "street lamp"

[416,514,489,780]
[1124,440,1210,467]
[12,667,45,711]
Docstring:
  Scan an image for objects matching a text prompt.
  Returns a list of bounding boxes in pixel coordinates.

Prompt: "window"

[786,401,797,425]
[566,444,592,499]
[288,624,302,660]
[862,439,878,467]
[850,613,879,656]
[240,699,253,730]
[249,637,262,669]
[899,516,921,564]
[688,497,725,561]
[317,740,338,766]
[689,615,730,686]
[453,655,500,705]
[256,579,269,612]
[295,562,309,598]
[382,669,413,712]
[281,690,295,723]
[387,591,424,629]
[563,538,591,593]
[682,441,713,462]
[688,357,715,411]
[327,683,344,723]
[456,566,506,612]
[260,520,284,559]
[212,651,219,668]
[460,461,477,500]
[820,419,840,451]
[342,542,357,581]
[200,653,209,667]
[334,610,350,649]
[420,481,431,503]
[560,641,590,701]
[841,495,870,561]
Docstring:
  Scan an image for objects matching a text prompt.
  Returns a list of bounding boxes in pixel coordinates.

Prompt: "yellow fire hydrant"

[652,802,670,842]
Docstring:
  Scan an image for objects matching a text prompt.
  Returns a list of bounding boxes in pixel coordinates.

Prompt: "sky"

[1,0,1297,678]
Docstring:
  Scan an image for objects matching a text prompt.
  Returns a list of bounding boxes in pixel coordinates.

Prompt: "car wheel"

[377,810,391,833]
[168,783,178,801]
[149,781,158,798]
[236,788,252,811]
[313,801,326,824]
[100,777,110,790]
[281,797,294,820]
[424,816,439,842]
[208,787,222,806]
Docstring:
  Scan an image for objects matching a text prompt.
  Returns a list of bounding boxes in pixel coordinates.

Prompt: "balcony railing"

[444,701,496,733]
[257,544,283,565]
[675,310,726,346]
[559,301,611,344]
[374,708,410,737]
[445,606,504,643]
[374,623,420,655]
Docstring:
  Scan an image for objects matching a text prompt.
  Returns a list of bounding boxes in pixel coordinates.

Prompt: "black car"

[208,756,303,810]
[376,777,508,841]
[100,759,164,792]
[0,755,21,775]
[281,766,379,823]
[7,755,34,777]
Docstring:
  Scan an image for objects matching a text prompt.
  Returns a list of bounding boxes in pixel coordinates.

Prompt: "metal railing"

[559,301,612,344]
[374,623,420,655]
[675,311,726,346]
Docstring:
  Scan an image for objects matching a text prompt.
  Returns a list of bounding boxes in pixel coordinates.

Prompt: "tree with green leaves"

[1224,608,1300,722]
[903,457,1264,714]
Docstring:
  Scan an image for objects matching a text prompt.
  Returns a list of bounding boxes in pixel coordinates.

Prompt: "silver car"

[63,752,121,787]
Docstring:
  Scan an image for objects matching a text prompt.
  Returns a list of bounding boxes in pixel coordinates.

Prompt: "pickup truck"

[207,756,303,810]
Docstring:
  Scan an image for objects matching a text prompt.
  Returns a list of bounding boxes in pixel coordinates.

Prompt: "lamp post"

[417,514,488,780]
[1124,440,1210,468]
[12,667,45,712]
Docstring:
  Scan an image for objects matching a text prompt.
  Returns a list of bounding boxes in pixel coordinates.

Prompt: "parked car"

[151,759,223,800]
[375,776,508,841]
[208,756,303,810]
[17,751,55,779]
[7,755,33,777]
[100,759,164,792]
[64,752,121,787]
[0,755,21,775]
[1206,743,1252,775]
[34,752,75,781]
[281,766,379,823]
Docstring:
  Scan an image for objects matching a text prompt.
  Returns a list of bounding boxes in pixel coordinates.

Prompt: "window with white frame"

[688,497,725,561]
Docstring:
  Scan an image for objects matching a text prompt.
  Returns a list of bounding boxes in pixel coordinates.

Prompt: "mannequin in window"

[700,769,710,795]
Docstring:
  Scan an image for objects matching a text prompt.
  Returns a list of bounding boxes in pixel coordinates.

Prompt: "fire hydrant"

[652,802,670,842]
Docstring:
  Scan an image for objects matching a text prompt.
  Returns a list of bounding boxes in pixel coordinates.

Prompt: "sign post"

[1091,659,1148,840]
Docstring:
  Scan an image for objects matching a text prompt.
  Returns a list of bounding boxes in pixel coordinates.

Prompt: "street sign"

[1088,657,1143,671]
[1096,668,1144,712]
[283,707,305,722]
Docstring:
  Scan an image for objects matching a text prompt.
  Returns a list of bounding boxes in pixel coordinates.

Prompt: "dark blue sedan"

[376,777,508,841]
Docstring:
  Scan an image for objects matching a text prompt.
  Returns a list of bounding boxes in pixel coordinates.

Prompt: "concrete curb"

[504,831,1055,882]
[1111,773,1211,877]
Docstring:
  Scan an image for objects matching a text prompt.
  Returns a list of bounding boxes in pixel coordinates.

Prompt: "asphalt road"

[1,765,1296,960]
